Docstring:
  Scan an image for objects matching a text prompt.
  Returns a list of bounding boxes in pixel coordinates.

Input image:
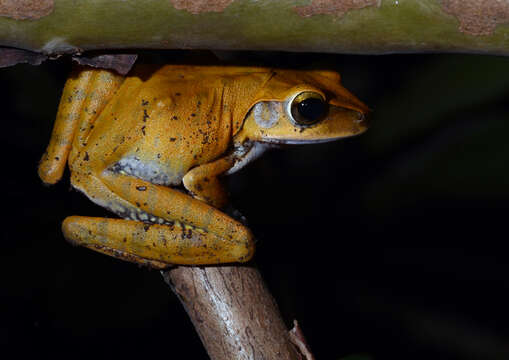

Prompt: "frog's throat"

[225,141,273,175]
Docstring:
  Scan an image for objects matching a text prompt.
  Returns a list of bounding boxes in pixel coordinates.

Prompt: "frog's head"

[233,69,370,145]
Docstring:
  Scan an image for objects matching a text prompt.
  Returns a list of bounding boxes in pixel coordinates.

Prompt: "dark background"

[1,51,508,359]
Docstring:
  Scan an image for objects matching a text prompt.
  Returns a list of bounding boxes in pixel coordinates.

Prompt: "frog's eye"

[289,92,327,126]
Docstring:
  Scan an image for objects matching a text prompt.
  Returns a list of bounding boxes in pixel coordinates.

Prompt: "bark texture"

[162,265,301,360]
[1,0,509,57]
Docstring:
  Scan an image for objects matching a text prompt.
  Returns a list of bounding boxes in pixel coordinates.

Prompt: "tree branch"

[162,265,304,360]
[1,0,509,57]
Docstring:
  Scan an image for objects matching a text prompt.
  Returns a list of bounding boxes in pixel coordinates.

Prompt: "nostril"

[356,111,371,127]
[354,111,364,123]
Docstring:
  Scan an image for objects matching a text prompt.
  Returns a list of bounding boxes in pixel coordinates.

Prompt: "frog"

[38,64,369,269]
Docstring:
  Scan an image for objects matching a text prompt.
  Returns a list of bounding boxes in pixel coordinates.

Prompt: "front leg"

[182,156,234,209]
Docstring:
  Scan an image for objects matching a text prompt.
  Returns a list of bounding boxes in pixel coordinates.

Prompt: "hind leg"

[39,66,123,184]
[63,216,252,268]
[62,170,254,267]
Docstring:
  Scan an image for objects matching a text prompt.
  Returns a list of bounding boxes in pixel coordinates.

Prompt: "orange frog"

[39,64,369,268]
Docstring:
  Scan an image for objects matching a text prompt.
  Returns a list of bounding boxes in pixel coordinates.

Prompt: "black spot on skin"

[203,177,209,182]
[186,229,192,239]
[175,92,181,96]
[195,183,203,191]
[157,153,161,159]
[90,125,94,129]
[144,225,150,232]
[136,202,141,207]
[54,156,60,161]
[83,152,89,161]
[172,116,178,120]
[191,113,196,117]
[123,238,127,242]
[141,99,149,106]
[136,186,147,191]
[169,137,177,142]
[141,126,146,135]
[143,109,149,122]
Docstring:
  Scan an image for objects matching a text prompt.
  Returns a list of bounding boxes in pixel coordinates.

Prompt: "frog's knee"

[38,153,65,185]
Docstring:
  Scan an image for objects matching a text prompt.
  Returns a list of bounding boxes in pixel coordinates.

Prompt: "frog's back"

[79,64,269,186]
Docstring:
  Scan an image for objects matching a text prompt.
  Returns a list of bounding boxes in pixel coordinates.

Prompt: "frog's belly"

[109,155,186,186]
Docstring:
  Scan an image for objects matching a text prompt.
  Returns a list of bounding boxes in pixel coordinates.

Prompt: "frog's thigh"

[98,171,255,261]
[182,156,234,209]
[63,216,252,267]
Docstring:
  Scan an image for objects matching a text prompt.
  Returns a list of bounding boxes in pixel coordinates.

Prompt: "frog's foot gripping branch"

[62,171,255,268]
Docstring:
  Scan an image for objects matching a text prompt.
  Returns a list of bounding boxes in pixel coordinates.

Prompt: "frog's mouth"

[259,136,356,145]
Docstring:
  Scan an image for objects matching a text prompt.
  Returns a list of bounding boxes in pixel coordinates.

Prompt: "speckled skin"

[39,64,369,268]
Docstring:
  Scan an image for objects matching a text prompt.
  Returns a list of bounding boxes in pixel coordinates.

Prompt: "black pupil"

[297,98,325,122]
